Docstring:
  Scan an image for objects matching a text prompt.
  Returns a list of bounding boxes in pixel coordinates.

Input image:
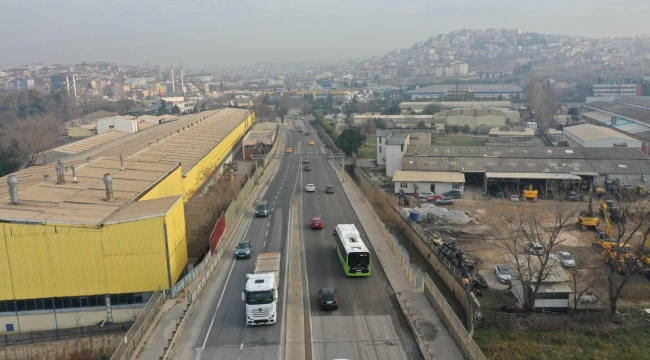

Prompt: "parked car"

[318,288,339,310]
[442,190,463,199]
[311,217,324,229]
[325,185,334,193]
[418,191,435,199]
[304,164,312,171]
[435,198,454,205]
[524,242,544,256]
[427,194,444,202]
[305,184,316,192]
[510,194,519,202]
[231,162,238,171]
[557,251,575,267]
[234,240,253,259]
[494,264,512,284]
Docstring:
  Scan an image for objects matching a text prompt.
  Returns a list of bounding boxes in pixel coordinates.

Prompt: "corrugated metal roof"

[563,124,639,143]
[392,171,465,183]
[486,172,582,180]
[506,254,570,283]
[406,145,648,160]
[489,128,534,136]
[0,108,252,225]
[54,131,129,154]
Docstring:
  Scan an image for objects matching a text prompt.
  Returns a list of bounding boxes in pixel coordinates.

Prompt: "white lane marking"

[269,214,272,219]
[197,254,237,358]
[266,230,268,237]
[263,240,266,247]
[273,201,276,205]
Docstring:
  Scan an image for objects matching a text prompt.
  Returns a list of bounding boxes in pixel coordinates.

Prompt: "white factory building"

[562,124,642,148]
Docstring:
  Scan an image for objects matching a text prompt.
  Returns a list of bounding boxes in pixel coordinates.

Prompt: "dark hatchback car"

[325,185,334,193]
[318,288,339,310]
[442,190,462,199]
[234,240,253,259]
[304,164,312,171]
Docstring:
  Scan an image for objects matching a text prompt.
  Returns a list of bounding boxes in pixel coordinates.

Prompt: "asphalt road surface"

[170,121,422,360]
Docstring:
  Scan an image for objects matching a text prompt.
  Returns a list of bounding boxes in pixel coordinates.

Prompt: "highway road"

[170,119,422,360]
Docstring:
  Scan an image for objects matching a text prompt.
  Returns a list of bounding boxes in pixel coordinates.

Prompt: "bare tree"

[566,251,603,316]
[299,100,311,116]
[601,182,650,317]
[276,94,294,123]
[525,77,556,125]
[487,184,580,311]
[361,119,376,139]
[4,113,61,168]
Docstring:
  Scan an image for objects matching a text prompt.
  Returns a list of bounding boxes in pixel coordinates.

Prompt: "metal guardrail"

[110,287,165,360]
[424,275,486,360]
[169,252,211,299]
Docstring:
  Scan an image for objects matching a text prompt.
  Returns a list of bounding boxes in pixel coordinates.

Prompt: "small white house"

[563,124,642,148]
[96,116,138,135]
[392,171,465,195]
[507,254,572,312]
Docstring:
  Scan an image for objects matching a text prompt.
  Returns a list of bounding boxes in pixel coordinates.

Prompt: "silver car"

[494,264,512,284]
[557,251,575,267]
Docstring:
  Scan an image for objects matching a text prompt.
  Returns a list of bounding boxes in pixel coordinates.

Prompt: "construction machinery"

[603,244,640,274]
[578,188,599,231]
[591,184,606,196]
[637,185,647,197]
[522,184,538,202]
[594,198,617,250]
[600,198,624,223]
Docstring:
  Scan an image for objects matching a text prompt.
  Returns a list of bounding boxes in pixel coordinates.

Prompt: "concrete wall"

[0,333,121,360]
[376,135,386,165]
[385,144,405,177]
[0,306,144,334]
[447,114,507,129]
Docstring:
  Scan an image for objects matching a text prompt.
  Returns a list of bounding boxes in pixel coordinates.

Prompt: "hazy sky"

[2,0,648,70]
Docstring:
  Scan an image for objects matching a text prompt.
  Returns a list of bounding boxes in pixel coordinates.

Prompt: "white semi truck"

[243,252,281,325]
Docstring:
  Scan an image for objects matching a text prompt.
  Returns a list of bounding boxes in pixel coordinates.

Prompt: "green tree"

[422,103,437,115]
[171,104,181,115]
[444,123,451,136]
[373,117,385,129]
[460,124,471,135]
[157,100,167,115]
[451,125,461,135]
[417,120,427,128]
[335,128,366,155]
[200,102,207,112]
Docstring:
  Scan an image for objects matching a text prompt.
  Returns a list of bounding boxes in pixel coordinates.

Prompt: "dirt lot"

[399,189,650,309]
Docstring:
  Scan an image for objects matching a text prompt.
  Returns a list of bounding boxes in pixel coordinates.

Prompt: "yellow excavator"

[603,244,637,274]
[632,217,650,267]
[595,198,617,250]
[578,188,599,231]
[522,184,538,202]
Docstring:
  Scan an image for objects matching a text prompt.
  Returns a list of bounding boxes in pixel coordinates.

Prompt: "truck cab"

[243,253,280,325]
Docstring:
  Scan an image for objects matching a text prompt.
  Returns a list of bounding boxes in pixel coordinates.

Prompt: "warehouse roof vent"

[103,174,114,202]
[7,175,19,205]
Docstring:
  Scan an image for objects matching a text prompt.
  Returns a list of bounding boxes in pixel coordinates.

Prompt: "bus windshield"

[246,290,274,304]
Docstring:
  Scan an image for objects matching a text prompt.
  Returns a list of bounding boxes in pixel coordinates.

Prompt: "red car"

[311,217,324,229]
[427,194,444,202]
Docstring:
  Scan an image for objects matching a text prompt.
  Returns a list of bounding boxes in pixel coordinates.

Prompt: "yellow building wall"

[182,112,255,200]
[0,216,169,301]
[138,165,184,202]
[164,198,188,284]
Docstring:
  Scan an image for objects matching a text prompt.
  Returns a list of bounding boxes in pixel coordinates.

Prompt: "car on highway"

[311,217,324,229]
[309,140,315,146]
[494,264,512,284]
[304,164,312,171]
[427,194,444,202]
[285,148,292,154]
[326,185,334,193]
[235,240,253,259]
[417,191,435,199]
[305,184,316,192]
[305,132,310,135]
[318,288,339,310]
[435,198,454,205]
[557,251,575,267]
[442,190,463,199]
[298,128,303,133]
[524,242,544,256]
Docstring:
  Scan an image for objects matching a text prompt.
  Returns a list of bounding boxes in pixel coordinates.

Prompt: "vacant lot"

[358,137,377,157]
[435,136,488,146]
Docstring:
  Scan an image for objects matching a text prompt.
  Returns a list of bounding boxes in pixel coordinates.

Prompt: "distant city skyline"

[1,0,648,70]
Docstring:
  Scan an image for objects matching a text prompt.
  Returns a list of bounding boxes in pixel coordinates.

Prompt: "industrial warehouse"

[0,108,254,332]
[394,145,650,197]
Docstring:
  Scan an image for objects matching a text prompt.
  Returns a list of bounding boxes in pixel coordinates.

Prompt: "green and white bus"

[333,224,371,276]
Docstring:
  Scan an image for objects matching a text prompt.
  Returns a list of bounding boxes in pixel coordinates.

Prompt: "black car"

[304,165,312,171]
[325,185,334,193]
[318,288,338,310]
[234,240,253,259]
[231,162,238,171]
[442,190,462,199]
[305,132,310,135]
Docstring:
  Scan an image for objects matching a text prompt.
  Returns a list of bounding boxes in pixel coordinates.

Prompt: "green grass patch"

[435,136,488,146]
[474,327,650,360]
[357,137,377,157]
